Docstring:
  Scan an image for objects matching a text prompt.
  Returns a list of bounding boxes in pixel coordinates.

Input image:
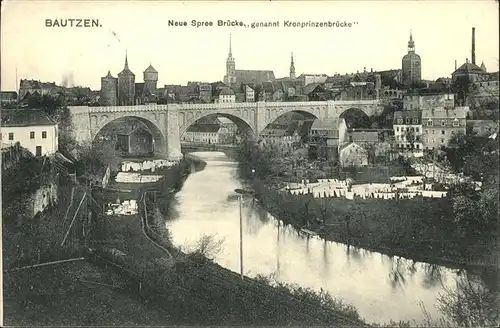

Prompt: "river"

[165,152,486,325]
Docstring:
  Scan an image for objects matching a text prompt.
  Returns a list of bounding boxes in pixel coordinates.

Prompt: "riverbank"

[2,174,89,270]
[249,178,498,272]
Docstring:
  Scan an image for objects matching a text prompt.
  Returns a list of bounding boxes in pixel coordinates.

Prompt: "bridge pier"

[165,106,183,161]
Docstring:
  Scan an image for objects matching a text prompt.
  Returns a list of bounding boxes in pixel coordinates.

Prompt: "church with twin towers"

[99,53,159,106]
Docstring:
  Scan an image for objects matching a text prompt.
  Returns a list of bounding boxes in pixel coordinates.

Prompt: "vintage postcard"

[1,0,499,326]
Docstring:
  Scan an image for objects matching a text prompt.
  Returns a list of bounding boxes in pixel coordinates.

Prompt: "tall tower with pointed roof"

[143,63,158,98]
[223,35,236,85]
[289,53,296,79]
[117,52,136,105]
[401,30,421,86]
[100,70,118,105]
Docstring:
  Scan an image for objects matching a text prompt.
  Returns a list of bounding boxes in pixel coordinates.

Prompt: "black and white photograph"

[1,0,499,326]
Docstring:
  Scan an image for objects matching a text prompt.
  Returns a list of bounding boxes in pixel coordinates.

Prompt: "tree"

[187,234,225,262]
[76,141,121,183]
[452,75,471,107]
[437,272,500,327]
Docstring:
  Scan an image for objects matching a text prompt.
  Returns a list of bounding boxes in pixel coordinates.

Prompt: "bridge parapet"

[264,101,328,108]
[88,104,168,113]
[175,102,258,111]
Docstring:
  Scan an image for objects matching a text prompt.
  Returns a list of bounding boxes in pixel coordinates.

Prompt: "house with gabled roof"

[1,109,58,156]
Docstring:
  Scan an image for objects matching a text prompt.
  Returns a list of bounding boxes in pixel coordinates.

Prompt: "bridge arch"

[179,112,254,138]
[259,109,319,136]
[338,107,372,128]
[92,115,167,154]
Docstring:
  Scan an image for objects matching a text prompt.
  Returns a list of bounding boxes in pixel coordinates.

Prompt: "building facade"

[19,79,58,100]
[393,111,424,157]
[1,110,58,156]
[218,119,239,144]
[245,84,256,102]
[116,127,154,155]
[217,88,236,103]
[339,142,369,167]
[308,118,340,161]
[297,74,328,86]
[183,130,219,144]
[403,93,454,111]
[199,84,212,103]
[422,107,468,149]
[0,91,18,105]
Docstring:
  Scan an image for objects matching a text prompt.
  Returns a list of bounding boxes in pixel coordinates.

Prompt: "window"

[398,118,403,124]
[410,127,414,132]
[441,139,445,143]
[396,127,399,132]
[432,130,435,134]
[42,131,47,139]
[441,120,445,126]
[8,133,14,140]
[453,119,459,127]
[416,127,420,133]
[36,146,42,156]
[441,130,445,135]
[30,131,35,139]
[427,120,433,126]
[416,144,420,149]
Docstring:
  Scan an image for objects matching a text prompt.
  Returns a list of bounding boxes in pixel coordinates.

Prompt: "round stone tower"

[100,71,117,106]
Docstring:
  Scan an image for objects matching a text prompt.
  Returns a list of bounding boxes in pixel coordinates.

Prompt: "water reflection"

[388,257,408,290]
[166,152,492,325]
[422,263,445,289]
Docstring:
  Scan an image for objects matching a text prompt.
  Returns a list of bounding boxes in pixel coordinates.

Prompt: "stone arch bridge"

[69,100,383,160]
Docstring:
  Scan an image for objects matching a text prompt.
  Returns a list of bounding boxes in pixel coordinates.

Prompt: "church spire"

[229,34,232,57]
[408,30,415,52]
[124,50,129,70]
[290,52,296,79]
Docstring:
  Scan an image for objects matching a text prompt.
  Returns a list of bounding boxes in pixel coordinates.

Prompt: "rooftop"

[422,107,468,119]
[393,110,422,120]
[311,118,339,130]
[144,64,158,73]
[1,109,56,127]
[453,61,485,75]
[219,88,235,96]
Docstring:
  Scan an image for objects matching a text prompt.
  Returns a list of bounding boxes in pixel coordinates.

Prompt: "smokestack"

[472,27,476,65]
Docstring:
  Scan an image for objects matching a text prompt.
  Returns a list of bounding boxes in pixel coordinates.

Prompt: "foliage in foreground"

[253,273,361,321]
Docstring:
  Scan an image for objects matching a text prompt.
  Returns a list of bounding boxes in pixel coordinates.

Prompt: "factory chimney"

[471,27,476,65]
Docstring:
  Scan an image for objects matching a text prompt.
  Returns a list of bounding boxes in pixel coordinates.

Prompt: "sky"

[1,0,499,91]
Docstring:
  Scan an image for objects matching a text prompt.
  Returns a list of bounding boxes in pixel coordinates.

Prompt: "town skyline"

[1,0,499,91]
